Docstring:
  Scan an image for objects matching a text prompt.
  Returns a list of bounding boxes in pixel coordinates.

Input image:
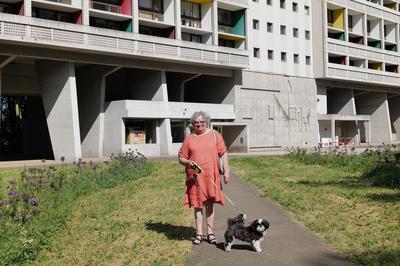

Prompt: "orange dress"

[179,130,227,209]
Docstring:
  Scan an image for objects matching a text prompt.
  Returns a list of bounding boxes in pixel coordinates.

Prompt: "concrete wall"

[388,95,400,142]
[238,70,318,150]
[317,86,327,114]
[327,88,355,115]
[355,92,392,144]
[76,65,113,158]
[36,61,82,161]
[1,63,40,95]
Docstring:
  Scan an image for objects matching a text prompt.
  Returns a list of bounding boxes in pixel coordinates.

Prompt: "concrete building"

[313,0,400,147]
[0,0,398,161]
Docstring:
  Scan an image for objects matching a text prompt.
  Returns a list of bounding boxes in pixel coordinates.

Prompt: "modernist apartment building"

[0,0,398,161]
[313,0,400,147]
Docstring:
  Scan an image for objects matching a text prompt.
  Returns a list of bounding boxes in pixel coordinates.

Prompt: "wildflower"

[7,188,18,197]
[28,196,38,206]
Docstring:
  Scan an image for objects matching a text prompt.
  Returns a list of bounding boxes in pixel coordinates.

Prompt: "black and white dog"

[224,213,269,252]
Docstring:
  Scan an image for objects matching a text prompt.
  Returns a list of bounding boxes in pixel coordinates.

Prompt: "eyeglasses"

[193,121,206,125]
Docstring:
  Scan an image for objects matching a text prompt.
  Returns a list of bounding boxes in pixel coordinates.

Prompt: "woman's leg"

[194,207,203,236]
[205,202,215,236]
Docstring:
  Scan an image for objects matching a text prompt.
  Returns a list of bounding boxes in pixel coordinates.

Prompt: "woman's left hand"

[224,174,230,184]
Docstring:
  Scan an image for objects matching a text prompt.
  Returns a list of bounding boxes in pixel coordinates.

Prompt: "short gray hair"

[190,111,211,127]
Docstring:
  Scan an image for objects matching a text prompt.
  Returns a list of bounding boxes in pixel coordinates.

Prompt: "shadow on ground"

[215,242,254,252]
[145,222,195,241]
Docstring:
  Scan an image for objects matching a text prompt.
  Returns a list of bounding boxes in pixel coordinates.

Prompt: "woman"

[179,111,230,245]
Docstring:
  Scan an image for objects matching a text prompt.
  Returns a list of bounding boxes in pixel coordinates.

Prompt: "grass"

[32,161,193,265]
[230,156,400,265]
[0,169,20,197]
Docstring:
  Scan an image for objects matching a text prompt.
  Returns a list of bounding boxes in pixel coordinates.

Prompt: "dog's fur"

[224,213,269,252]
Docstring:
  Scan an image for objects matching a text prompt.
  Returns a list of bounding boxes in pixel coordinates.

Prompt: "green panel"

[232,10,245,36]
[124,20,132,32]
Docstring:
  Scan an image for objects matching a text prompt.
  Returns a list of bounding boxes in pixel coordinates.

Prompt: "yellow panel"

[385,3,396,9]
[371,63,382,70]
[333,8,344,30]
[218,33,245,41]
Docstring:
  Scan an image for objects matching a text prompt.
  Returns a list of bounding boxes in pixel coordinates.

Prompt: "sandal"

[207,233,217,244]
[193,234,203,245]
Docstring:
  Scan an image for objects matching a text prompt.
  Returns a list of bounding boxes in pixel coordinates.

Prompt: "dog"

[224,213,269,252]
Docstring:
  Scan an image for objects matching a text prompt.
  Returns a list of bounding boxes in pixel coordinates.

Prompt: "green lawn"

[230,156,400,265]
[0,169,20,197]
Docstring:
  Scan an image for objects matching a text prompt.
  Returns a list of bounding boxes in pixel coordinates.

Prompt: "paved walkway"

[186,172,353,266]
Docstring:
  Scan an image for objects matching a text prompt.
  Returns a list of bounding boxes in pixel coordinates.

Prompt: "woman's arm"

[221,152,230,184]
[179,156,193,167]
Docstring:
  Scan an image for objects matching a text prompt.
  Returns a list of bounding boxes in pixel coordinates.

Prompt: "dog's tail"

[227,213,246,225]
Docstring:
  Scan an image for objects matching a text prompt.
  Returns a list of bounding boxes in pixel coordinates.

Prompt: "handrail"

[90,0,121,14]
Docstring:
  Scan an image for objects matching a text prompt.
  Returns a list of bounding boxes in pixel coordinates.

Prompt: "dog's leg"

[224,236,235,252]
[251,240,262,252]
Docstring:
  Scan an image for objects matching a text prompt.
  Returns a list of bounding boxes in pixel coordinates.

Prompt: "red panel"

[74,11,82,24]
[17,2,24,15]
[121,0,132,16]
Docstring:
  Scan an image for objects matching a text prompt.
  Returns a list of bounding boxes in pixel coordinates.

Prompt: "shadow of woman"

[145,222,195,241]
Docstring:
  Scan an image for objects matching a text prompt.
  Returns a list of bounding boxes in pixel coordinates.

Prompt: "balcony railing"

[139,10,164,22]
[181,18,201,28]
[218,25,235,34]
[90,1,121,14]
[46,0,72,4]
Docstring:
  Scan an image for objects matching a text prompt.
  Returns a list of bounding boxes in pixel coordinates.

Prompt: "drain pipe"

[180,74,202,102]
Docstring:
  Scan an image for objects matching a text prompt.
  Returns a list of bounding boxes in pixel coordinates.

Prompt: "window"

[267,0,272,5]
[254,47,260,58]
[125,119,157,144]
[268,50,274,60]
[348,15,353,31]
[0,3,15,14]
[182,32,202,43]
[305,30,310,40]
[181,0,200,19]
[280,0,285,8]
[218,9,233,26]
[219,39,234,48]
[367,20,371,34]
[253,19,259,29]
[304,5,310,15]
[293,54,299,64]
[281,52,287,61]
[327,9,333,26]
[306,55,311,65]
[139,0,163,12]
[280,25,286,35]
[32,8,74,23]
[171,120,186,143]
[267,22,273,32]
[292,2,298,12]
[252,0,258,2]
[293,27,298,37]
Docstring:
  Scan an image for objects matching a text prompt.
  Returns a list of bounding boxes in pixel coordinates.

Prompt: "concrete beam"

[327,88,355,115]
[36,61,82,161]
[388,96,400,142]
[0,44,234,77]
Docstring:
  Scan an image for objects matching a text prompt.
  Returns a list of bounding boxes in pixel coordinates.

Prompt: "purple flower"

[22,194,29,202]
[28,196,38,206]
[7,188,18,197]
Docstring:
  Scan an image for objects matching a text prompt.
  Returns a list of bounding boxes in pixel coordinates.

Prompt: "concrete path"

[186,172,352,266]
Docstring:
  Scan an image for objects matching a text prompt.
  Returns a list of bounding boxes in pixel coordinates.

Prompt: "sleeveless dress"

[179,130,227,209]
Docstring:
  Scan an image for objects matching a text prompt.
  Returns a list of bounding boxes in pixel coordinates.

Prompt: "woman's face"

[193,116,207,134]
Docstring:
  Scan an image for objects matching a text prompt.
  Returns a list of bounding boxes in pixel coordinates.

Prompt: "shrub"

[0,151,153,265]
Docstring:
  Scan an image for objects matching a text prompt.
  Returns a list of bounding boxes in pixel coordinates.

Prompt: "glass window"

[171,121,186,143]
[182,32,202,43]
[267,0,272,5]
[306,56,311,65]
[139,0,163,12]
[0,3,15,14]
[305,30,310,40]
[294,54,299,64]
[292,2,298,12]
[125,119,157,144]
[268,50,273,60]
[32,8,73,23]
[218,9,232,26]
[304,5,310,15]
[181,0,200,19]
[254,47,260,58]
[293,27,298,37]
[280,25,286,35]
[253,19,259,30]
[219,39,235,48]
[267,22,273,32]
[281,52,287,62]
[280,0,285,8]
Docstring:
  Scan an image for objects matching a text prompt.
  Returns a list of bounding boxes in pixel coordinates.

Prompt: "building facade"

[0,0,398,161]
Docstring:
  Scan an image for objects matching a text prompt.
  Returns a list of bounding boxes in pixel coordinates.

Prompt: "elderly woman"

[178,111,230,245]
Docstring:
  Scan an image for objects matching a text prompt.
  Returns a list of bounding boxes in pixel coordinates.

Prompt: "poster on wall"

[126,129,146,144]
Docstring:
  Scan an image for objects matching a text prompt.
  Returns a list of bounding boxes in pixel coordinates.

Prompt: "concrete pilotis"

[36,61,82,161]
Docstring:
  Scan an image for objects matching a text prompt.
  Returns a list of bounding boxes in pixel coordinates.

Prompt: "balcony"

[46,0,71,4]
[139,9,163,22]
[218,25,234,34]
[90,1,121,14]
[0,13,249,68]
[181,17,201,28]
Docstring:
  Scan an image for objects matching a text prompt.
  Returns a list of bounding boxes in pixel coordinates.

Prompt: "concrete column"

[174,0,181,39]
[81,0,90,26]
[331,119,335,146]
[75,65,113,158]
[356,92,392,144]
[133,0,139,33]
[24,0,31,16]
[212,0,218,45]
[388,95,400,142]
[159,71,172,155]
[36,61,82,161]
